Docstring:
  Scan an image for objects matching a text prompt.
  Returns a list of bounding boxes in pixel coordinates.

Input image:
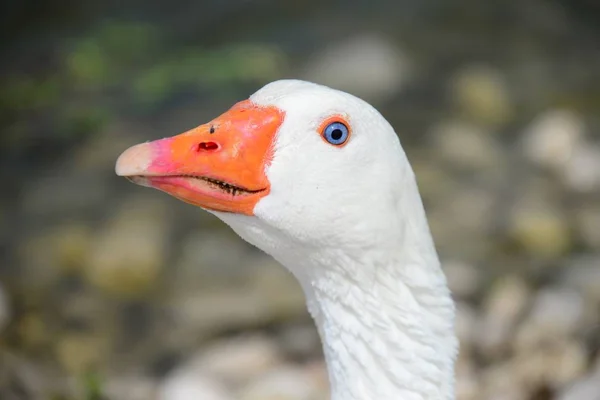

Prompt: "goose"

[115,79,458,400]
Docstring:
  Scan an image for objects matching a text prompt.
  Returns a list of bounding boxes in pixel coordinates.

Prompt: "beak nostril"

[196,141,219,152]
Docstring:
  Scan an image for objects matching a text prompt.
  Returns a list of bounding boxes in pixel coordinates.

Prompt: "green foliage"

[0,76,60,112]
[82,370,104,400]
[131,45,285,107]
[60,107,110,139]
[1,19,286,149]
[66,22,159,88]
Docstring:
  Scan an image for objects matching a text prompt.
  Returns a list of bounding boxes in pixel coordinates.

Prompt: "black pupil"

[330,128,343,141]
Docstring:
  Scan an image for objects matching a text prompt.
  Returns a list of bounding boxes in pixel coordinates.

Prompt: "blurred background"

[1,0,600,399]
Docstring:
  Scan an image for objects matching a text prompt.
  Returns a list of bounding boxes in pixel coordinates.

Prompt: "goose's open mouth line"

[127,174,266,196]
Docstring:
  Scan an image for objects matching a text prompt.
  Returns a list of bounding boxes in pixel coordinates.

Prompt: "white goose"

[116,80,457,400]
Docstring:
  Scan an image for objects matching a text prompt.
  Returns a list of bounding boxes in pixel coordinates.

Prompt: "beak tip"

[115,143,153,177]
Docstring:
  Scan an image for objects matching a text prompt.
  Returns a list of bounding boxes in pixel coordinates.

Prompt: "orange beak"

[115,100,284,215]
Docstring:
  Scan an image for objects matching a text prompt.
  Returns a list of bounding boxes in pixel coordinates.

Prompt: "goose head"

[117,80,411,261]
[116,80,457,400]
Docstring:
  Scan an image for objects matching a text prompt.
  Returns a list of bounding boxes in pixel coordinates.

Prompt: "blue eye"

[323,121,350,146]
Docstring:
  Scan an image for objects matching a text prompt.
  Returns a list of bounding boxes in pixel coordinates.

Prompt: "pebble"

[562,142,600,192]
[104,375,158,400]
[73,120,146,173]
[508,199,571,258]
[561,256,600,305]
[17,223,90,277]
[529,288,584,334]
[512,339,588,390]
[0,282,9,332]
[476,275,530,359]
[558,368,600,400]
[159,370,232,400]
[170,289,276,336]
[169,270,306,338]
[515,288,584,350]
[197,335,282,386]
[443,261,481,299]
[53,223,93,272]
[410,155,456,201]
[21,169,111,217]
[17,231,65,289]
[574,206,600,250]
[301,33,410,102]
[173,231,259,291]
[455,359,480,400]
[85,197,168,297]
[450,65,513,126]
[480,362,528,400]
[454,301,478,350]
[55,333,108,374]
[239,366,325,400]
[521,109,584,171]
[431,120,505,172]
[277,322,322,359]
[446,187,497,235]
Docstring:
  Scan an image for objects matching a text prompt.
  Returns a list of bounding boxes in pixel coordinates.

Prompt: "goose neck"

[296,248,457,400]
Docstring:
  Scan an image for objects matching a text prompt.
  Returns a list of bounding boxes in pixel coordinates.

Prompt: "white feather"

[214,80,457,400]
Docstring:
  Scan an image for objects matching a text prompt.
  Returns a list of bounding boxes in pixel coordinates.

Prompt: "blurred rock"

[476,275,530,359]
[410,155,456,201]
[521,110,600,193]
[239,366,325,400]
[454,302,478,352]
[480,362,528,400]
[0,352,50,400]
[159,369,232,400]
[17,231,66,289]
[455,358,480,400]
[197,335,282,386]
[55,333,108,374]
[561,255,600,306]
[508,197,570,258]
[431,120,505,173]
[0,283,9,333]
[512,339,588,390]
[529,287,584,335]
[515,288,584,350]
[85,197,168,297]
[169,290,267,339]
[169,265,306,339]
[562,143,600,192]
[451,65,513,126]
[521,110,584,171]
[15,312,48,350]
[172,231,258,291]
[447,187,497,234]
[443,260,481,299]
[74,120,146,174]
[574,206,600,250]
[481,338,588,400]
[21,169,111,217]
[248,263,308,318]
[104,375,158,400]
[303,359,329,393]
[277,322,321,359]
[60,291,109,331]
[558,368,600,400]
[301,33,410,102]
[169,233,306,343]
[53,223,93,272]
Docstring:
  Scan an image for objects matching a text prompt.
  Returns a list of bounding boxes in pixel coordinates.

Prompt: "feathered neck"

[294,244,457,400]
[218,166,457,400]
